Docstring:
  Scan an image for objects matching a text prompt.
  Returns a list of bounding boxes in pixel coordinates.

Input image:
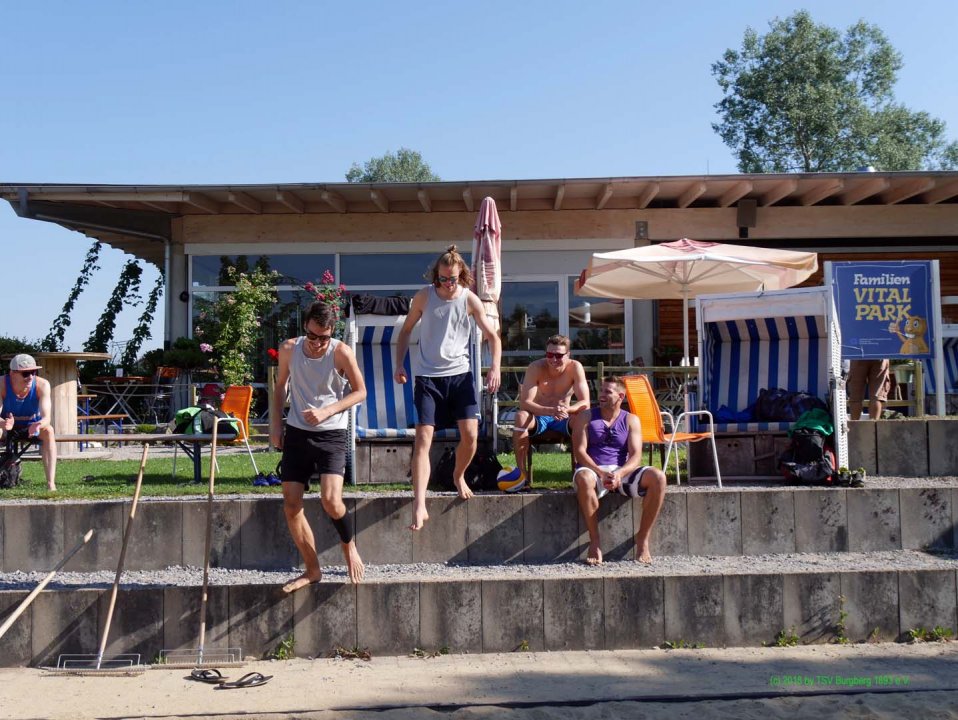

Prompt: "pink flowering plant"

[303,269,348,339]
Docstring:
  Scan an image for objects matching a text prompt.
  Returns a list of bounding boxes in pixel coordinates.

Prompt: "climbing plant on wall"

[120,273,164,370]
[41,240,102,351]
[83,260,143,354]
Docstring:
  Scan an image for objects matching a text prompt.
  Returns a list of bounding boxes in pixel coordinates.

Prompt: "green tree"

[712,11,958,172]
[345,147,440,182]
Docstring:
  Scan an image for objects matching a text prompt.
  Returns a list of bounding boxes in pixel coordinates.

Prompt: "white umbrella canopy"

[575,238,818,365]
[471,196,503,333]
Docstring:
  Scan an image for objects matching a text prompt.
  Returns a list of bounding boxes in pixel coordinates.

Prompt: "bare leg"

[410,424,434,530]
[511,410,534,478]
[452,418,479,500]
[281,482,322,593]
[635,468,667,564]
[574,470,602,565]
[868,398,884,420]
[39,426,57,492]
[320,473,364,583]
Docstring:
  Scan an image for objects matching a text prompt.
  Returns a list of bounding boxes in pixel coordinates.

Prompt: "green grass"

[6,444,687,500]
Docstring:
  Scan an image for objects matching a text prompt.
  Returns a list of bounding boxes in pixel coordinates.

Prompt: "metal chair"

[622,374,721,487]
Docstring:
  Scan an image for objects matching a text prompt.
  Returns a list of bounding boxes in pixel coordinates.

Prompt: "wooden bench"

[56,433,216,484]
[77,413,129,441]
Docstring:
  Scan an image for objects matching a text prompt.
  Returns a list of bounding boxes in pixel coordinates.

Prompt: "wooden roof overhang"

[3,172,958,266]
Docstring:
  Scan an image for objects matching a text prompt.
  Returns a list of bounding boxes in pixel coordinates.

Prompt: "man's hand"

[27,421,42,438]
[602,468,621,492]
[394,368,408,384]
[554,401,570,420]
[301,406,331,427]
[270,428,283,450]
[1,413,13,432]
[485,368,501,394]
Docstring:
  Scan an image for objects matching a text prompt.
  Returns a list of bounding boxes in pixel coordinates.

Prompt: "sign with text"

[831,261,935,359]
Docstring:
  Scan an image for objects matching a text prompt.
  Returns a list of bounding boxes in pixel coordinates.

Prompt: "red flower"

[267,348,279,360]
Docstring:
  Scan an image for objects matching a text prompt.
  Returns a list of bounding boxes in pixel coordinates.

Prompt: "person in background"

[847,359,890,420]
[0,354,56,491]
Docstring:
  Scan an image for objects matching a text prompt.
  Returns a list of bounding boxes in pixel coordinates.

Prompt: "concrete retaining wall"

[2,568,955,667]
[3,488,956,572]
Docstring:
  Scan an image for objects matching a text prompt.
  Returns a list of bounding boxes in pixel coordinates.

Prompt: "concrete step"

[2,551,957,667]
[3,483,957,573]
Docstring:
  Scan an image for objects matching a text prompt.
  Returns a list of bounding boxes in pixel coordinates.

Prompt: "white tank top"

[415,286,474,377]
[286,337,349,431]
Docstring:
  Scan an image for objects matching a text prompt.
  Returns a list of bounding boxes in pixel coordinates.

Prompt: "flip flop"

[215,671,273,689]
[189,668,228,684]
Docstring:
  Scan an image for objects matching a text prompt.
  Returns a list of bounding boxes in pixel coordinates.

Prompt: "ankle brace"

[330,513,354,544]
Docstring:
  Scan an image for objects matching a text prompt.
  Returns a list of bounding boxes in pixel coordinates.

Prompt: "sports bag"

[778,427,836,485]
[431,443,502,492]
[173,402,239,438]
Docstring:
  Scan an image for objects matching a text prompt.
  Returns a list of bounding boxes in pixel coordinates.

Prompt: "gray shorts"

[573,464,652,499]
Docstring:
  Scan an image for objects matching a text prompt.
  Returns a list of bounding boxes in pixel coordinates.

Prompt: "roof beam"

[718,181,752,208]
[879,178,934,205]
[677,181,706,208]
[36,191,187,203]
[510,186,518,212]
[370,189,389,212]
[839,178,889,206]
[637,182,659,209]
[554,184,565,211]
[798,179,843,206]
[923,179,958,204]
[276,191,305,213]
[760,179,798,207]
[462,188,474,212]
[141,201,172,213]
[227,191,262,213]
[417,189,432,212]
[595,183,614,210]
[183,192,219,214]
[321,191,346,213]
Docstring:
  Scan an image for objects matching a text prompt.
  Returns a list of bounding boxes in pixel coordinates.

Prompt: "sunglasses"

[19,370,37,378]
[305,330,332,343]
[437,274,459,284]
[545,351,567,360]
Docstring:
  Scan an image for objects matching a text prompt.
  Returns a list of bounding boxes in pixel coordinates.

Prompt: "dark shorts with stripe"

[281,425,347,491]
[414,371,479,428]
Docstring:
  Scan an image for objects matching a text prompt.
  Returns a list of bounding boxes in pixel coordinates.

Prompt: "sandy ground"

[1,642,956,720]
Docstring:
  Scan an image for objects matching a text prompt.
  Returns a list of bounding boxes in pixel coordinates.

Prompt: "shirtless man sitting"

[497,335,590,492]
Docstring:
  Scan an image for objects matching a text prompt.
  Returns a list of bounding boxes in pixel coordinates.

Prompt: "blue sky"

[2,0,956,352]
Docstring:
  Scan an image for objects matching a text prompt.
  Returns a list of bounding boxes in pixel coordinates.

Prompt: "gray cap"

[9,354,41,372]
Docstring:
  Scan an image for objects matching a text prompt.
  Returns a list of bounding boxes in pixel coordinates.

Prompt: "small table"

[56,433,215,484]
[91,376,150,423]
[5,351,113,459]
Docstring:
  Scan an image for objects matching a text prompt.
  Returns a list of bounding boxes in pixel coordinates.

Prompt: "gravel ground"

[2,549,957,591]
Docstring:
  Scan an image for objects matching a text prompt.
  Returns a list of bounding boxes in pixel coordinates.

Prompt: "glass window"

[191,254,335,287]
[568,277,626,364]
[340,252,470,286]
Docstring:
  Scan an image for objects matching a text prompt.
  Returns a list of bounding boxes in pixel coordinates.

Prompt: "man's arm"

[394,289,426,384]
[570,409,604,474]
[31,379,53,436]
[617,413,645,477]
[269,340,294,448]
[518,362,558,417]
[566,361,591,414]
[466,291,501,393]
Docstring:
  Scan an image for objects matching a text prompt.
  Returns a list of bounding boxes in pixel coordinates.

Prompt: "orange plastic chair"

[173,385,260,479]
[622,374,721,487]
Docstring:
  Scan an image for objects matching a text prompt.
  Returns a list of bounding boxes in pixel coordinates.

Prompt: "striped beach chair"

[695,287,846,471]
[920,330,958,414]
[345,309,488,483]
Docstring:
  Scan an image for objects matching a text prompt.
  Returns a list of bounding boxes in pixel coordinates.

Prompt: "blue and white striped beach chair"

[345,309,488,483]
[920,330,958,414]
[696,287,847,472]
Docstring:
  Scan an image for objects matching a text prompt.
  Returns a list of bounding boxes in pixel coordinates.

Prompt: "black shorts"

[414,372,479,428]
[281,425,347,490]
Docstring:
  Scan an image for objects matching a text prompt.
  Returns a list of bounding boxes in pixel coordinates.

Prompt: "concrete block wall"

[3,568,956,667]
[2,486,956,572]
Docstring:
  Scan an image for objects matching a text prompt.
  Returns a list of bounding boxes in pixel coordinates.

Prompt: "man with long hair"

[394,245,502,530]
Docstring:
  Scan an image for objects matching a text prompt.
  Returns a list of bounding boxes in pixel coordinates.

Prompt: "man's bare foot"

[586,542,603,566]
[636,541,653,565]
[342,541,365,583]
[47,484,56,492]
[281,572,321,594]
[453,477,474,500]
[409,506,430,531]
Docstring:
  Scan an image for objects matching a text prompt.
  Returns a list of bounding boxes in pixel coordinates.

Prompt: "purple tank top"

[585,407,631,466]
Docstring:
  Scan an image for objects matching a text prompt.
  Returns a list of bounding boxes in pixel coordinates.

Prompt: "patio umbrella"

[575,238,818,366]
[471,196,502,333]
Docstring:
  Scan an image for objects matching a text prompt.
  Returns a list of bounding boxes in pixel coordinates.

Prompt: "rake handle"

[96,443,150,668]
[198,419,220,658]
[0,529,95,642]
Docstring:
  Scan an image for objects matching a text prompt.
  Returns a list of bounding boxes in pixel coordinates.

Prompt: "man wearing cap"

[0,354,56,491]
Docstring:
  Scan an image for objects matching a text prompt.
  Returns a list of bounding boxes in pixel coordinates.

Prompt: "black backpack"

[172,403,239,438]
[0,431,30,489]
[778,427,836,485]
[431,443,502,492]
